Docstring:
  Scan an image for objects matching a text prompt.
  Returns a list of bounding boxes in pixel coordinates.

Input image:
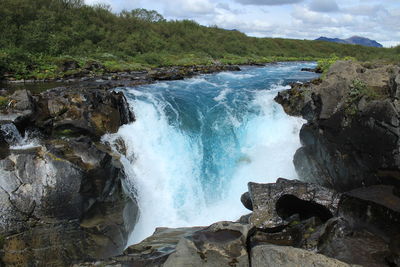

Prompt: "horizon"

[84,0,400,48]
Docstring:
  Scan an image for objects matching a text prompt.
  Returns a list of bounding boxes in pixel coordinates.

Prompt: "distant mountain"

[316,36,383,48]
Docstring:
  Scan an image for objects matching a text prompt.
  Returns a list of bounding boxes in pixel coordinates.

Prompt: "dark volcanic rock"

[338,185,400,242]
[76,221,250,267]
[0,88,137,266]
[301,67,322,73]
[75,178,391,267]
[246,178,340,228]
[0,89,34,126]
[251,244,353,267]
[32,87,134,139]
[0,131,9,159]
[276,61,400,192]
[317,217,393,267]
[240,191,253,211]
[57,58,80,72]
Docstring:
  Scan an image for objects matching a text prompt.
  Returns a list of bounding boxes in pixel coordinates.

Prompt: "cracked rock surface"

[275,61,400,192]
[0,88,136,266]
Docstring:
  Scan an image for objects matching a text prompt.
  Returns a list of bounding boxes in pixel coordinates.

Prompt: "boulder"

[249,216,324,251]
[317,217,393,267]
[338,185,400,242]
[240,191,253,211]
[251,244,355,267]
[33,87,134,139]
[57,59,80,72]
[246,178,340,228]
[164,221,249,267]
[0,131,9,159]
[0,89,34,126]
[76,221,250,267]
[83,60,104,71]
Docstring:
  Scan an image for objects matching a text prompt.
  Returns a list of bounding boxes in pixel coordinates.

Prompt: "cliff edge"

[276,60,400,192]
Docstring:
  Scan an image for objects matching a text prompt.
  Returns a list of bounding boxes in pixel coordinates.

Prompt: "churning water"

[103,62,319,244]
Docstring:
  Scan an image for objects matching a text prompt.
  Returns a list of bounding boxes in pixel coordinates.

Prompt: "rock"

[148,65,241,81]
[317,217,393,267]
[240,191,253,211]
[0,144,137,266]
[301,67,317,73]
[0,131,9,159]
[247,178,340,228]
[0,89,34,126]
[389,72,400,100]
[163,221,249,267]
[125,227,204,265]
[76,221,250,267]
[33,87,134,139]
[249,216,325,251]
[0,86,137,266]
[276,61,400,191]
[338,185,400,242]
[251,244,355,267]
[84,60,104,71]
[57,59,80,72]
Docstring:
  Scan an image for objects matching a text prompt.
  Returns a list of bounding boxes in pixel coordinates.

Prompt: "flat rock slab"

[338,185,400,241]
[251,244,358,267]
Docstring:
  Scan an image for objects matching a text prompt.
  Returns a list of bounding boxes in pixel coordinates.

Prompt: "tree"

[125,8,165,23]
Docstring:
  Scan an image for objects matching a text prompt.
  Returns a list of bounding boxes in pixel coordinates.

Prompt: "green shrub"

[0,0,397,79]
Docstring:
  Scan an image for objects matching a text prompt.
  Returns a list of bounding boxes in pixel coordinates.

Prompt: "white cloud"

[83,0,400,47]
[309,0,339,13]
[291,6,336,25]
[164,0,215,17]
[234,0,303,5]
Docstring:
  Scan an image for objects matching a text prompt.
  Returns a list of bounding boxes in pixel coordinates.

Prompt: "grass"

[1,54,324,80]
[0,96,9,109]
[344,79,386,115]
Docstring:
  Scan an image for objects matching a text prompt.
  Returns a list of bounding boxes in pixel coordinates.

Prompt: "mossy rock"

[56,58,80,72]
[0,96,9,110]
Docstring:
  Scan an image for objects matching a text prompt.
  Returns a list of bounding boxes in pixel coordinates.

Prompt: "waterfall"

[103,62,318,244]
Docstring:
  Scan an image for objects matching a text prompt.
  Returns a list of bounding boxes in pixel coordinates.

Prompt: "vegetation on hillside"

[0,0,399,80]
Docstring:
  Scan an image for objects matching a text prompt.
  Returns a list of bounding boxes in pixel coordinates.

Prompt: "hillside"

[0,0,399,80]
[316,36,383,48]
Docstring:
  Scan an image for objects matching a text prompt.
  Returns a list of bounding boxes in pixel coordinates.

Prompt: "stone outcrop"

[244,179,398,266]
[275,60,400,192]
[77,179,398,267]
[76,221,250,267]
[251,244,354,267]
[4,64,241,87]
[246,178,340,228]
[0,88,136,266]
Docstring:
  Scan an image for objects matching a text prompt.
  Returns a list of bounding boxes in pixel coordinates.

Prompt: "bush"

[0,0,398,79]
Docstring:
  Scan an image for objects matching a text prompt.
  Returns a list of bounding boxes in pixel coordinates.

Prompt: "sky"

[85,0,400,47]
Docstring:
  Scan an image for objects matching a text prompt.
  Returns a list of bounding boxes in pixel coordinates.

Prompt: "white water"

[0,123,39,149]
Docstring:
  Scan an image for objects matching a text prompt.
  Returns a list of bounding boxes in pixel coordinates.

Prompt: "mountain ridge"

[316,36,383,48]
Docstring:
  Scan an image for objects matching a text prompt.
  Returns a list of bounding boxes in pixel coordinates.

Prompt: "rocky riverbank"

[73,61,400,267]
[76,178,399,266]
[0,87,136,266]
[1,61,400,266]
[275,60,400,192]
[1,64,241,90]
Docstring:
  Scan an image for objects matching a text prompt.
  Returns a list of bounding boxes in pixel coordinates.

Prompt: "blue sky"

[85,0,400,47]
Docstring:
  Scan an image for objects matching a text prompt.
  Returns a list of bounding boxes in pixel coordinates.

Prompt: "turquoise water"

[104,62,319,243]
